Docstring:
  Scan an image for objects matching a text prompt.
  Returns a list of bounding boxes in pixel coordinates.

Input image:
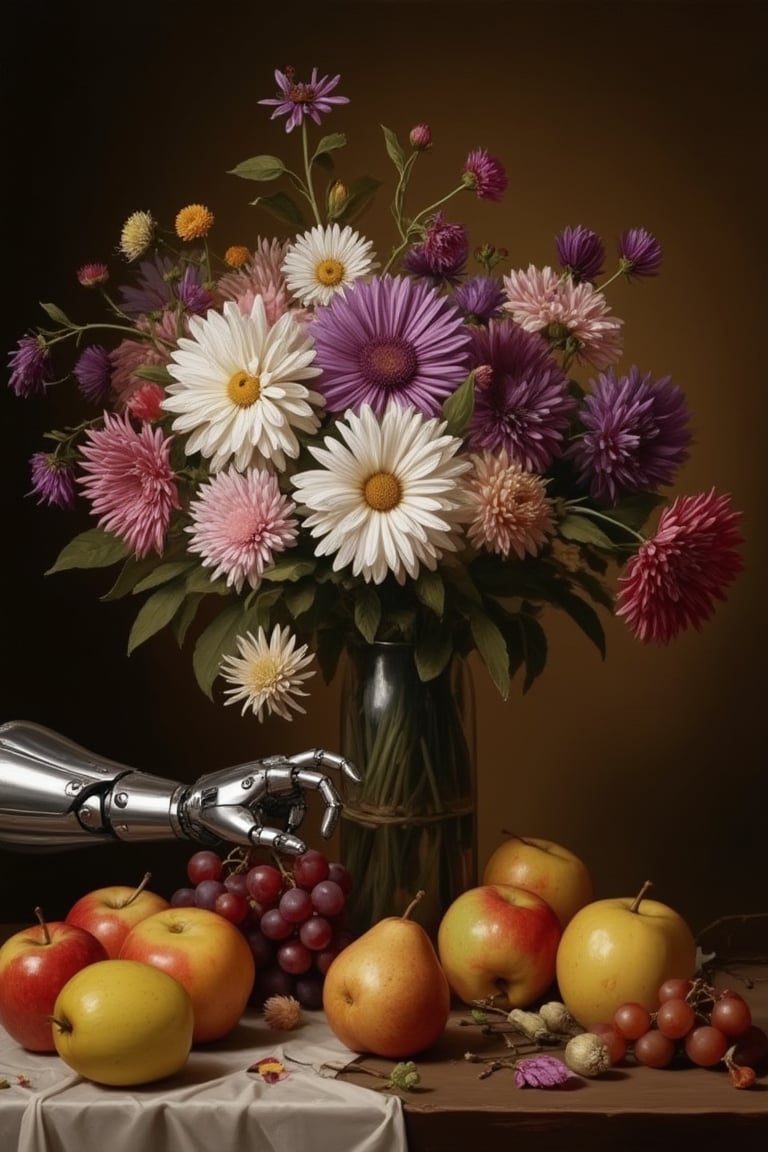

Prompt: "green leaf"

[249,190,307,229]
[518,614,548,693]
[183,566,230,595]
[40,302,74,327]
[173,593,205,648]
[415,569,445,618]
[133,561,197,594]
[46,529,130,574]
[127,582,188,654]
[354,585,382,643]
[312,132,346,164]
[441,372,475,437]
[100,554,162,600]
[558,514,615,550]
[334,175,383,226]
[284,581,316,619]
[261,558,317,583]
[467,607,511,699]
[229,154,286,182]
[415,632,453,682]
[608,491,665,531]
[132,364,174,385]
[192,602,249,699]
[381,124,406,174]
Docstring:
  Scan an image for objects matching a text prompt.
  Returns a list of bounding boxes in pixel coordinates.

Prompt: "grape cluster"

[587,977,768,1081]
[170,847,355,1010]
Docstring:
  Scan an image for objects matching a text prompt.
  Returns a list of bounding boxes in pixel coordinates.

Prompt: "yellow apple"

[482,833,593,928]
[50,958,194,1086]
[555,880,698,1026]
[119,906,255,1043]
[437,883,562,1008]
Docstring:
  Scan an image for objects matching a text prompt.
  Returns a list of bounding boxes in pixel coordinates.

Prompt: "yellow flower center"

[364,471,401,511]
[316,258,344,287]
[247,654,282,692]
[227,370,261,407]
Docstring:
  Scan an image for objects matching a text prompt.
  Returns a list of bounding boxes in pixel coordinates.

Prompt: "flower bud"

[409,123,432,150]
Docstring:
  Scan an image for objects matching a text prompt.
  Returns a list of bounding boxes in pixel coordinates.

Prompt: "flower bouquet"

[7,66,745,933]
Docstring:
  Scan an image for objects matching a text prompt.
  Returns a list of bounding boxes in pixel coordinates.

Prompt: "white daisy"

[162,296,324,473]
[281,223,378,307]
[291,403,472,585]
[220,625,316,722]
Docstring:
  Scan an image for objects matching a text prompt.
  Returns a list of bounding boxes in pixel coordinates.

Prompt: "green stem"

[302,121,323,226]
[381,182,467,274]
[566,502,647,544]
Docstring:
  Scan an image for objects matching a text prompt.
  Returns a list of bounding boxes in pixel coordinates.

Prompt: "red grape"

[657,977,693,1003]
[656,997,696,1040]
[214,890,249,924]
[246,864,283,905]
[260,908,294,941]
[328,861,353,895]
[277,939,313,975]
[295,973,325,1010]
[279,887,314,924]
[710,994,752,1039]
[634,1029,676,1068]
[223,871,249,898]
[292,849,330,890]
[613,1002,652,1041]
[685,1025,729,1067]
[730,1025,768,1069]
[187,849,223,884]
[311,879,345,917]
[299,915,333,952]
[195,878,226,910]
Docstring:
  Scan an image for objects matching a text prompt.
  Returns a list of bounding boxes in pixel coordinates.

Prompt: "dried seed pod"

[506,1009,562,1045]
[538,1000,582,1036]
[263,994,303,1030]
[564,1032,612,1077]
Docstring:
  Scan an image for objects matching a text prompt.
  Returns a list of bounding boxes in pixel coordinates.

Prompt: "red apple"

[119,906,255,1043]
[437,884,562,1009]
[65,872,170,958]
[0,908,108,1051]
[482,833,593,929]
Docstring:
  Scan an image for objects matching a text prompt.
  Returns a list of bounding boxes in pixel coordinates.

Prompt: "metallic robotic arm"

[0,720,361,856]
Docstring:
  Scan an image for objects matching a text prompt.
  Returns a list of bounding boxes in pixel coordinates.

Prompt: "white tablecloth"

[0,1011,407,1152]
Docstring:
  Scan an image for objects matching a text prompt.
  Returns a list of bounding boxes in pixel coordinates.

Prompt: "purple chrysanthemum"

[402,212,468,283]
[466,318,576,472]
[259,66,349,133]
[555,225,605,282]
[118,255,210,317]
[616,489,744,644]
[74,345,112,404]
[310,274,473,417]
[77,412,180,557]
[453,275,507,323]
[177,265,214,316]
[29,452,77,510]
[569,366,692,504]
[618,227,663,279]
[8,335,53,398]
[461,148,508,202]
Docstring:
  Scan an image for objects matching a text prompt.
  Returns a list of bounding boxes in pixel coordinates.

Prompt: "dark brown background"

[1,1,764,938]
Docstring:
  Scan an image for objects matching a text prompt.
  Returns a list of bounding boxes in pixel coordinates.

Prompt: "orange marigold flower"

[224,244,252,269]
[175,203,215,241]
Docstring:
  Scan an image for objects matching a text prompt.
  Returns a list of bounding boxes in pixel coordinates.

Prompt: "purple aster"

[29,452,77,510]
[569,366,692,504]
[453,275,507,323]
[310,274,473,417]
[74,345,112,403]
[8,334,53,398]
[618,228,663,279]
[461,148,508,202]
[555,225,605,282]
[259,66,349,133]
[118,254,175,315]
[402,212,468,283]
[467,318,576,472]
[177,265,214,316]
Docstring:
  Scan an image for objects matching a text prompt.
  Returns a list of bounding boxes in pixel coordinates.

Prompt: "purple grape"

[310,879,345,917]
[224,871,249,897]
[295,973,325,1010]
[260,908,293,941]
[170,886,197,908]
[277,939,313,975]
[250,965,296,1008]
[195,878,227,910]
[279,886,314,924]
[299,915,333,951]
[242,925,275,969]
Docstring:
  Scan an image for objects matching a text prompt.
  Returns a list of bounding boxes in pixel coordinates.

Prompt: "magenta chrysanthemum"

[616,489,744,644]
[77,262,109,288]
[29,452,77,510]
[570,366,692,504]
[465,451,555,560]
[77,412,180,558]
[259,66,349,133]
[461,148,508,201]
[402,212,468,283]
[467,318,575,472]
[502,264,623,370]
[186,468,298,594]
[310,274,472,417]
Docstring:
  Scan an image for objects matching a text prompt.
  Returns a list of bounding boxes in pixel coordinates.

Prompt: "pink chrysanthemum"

[465,451,555,560]
[217,237,293,301]
[616,489,744,644]
[110,311,178,409]
[126,382,167,422]
[461,148,508,201]
[77,413,180,558]
[186,468,298,594]
[502,264,623,370]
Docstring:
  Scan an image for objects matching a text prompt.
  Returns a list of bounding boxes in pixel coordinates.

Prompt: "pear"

[322,890,451,1058]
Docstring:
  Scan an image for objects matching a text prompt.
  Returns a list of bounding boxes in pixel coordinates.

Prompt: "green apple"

[50,958,194,1086]
[555,880,697,1026]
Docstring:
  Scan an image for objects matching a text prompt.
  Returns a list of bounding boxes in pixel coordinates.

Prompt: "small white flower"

[220,626,316,722]
[162,296,324,473]
[281,223,378,307]
[291,403,471,585]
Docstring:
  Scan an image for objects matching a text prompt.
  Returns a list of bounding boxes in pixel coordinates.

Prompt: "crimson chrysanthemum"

[77,413,180,558]
[467,318,575,472]
[616,489,744,644]
[310,274,472,417]
[186,468,298,593]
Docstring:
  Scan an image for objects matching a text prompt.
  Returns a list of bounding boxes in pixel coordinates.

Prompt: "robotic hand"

[0,720,361,856]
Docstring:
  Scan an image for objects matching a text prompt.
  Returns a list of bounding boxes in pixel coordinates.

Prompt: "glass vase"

[339,642,477,941]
